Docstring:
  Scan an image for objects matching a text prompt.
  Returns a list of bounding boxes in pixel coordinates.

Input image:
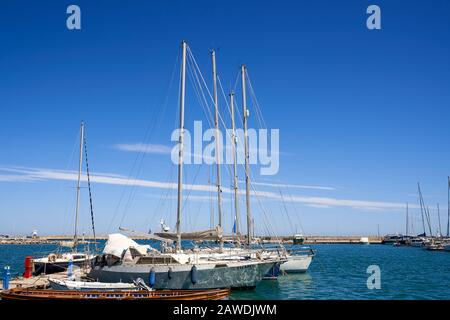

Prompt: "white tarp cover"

[103,233,150,258]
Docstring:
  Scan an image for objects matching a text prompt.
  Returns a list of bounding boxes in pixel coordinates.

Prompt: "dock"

[0,269,89,293]
[1,235,383,245]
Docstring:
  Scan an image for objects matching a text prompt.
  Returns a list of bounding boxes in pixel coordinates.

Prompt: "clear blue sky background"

[1,0,450,237]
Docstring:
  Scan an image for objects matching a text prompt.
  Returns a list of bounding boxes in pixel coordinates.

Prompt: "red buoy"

[23,256,33,278]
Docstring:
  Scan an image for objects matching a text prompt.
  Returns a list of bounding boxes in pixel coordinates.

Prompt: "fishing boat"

[33,123,96,275]
[0,287,230,301]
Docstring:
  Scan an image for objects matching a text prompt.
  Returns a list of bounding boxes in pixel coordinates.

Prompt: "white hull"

[48,278,138,291]
[280,254,313,273]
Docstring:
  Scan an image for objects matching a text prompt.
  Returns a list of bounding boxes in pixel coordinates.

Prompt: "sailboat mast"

[447,176,450,237]
[176,41,187,252]
[406,202,409,236]
[211,50,223,249]
[418,183,427,235]
[241,65,252,246]
[74,122,84,250]
[437,203,442,236]
[230,92,240,238]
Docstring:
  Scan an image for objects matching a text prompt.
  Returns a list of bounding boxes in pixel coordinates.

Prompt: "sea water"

[1,243,449,299]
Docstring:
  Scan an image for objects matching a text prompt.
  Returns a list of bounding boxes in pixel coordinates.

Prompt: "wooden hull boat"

[0,287,230,301]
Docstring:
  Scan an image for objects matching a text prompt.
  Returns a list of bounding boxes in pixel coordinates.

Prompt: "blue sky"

[1,0,450,237]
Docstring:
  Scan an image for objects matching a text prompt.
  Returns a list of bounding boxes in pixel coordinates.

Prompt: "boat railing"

[286,246,315,256]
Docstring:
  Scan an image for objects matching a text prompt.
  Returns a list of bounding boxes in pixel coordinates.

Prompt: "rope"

[83,131,97,252]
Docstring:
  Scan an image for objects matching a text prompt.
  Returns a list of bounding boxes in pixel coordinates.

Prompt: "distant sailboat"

[33,123,96,275]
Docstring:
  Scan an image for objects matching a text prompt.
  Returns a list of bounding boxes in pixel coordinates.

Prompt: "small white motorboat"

[48,278,139,291]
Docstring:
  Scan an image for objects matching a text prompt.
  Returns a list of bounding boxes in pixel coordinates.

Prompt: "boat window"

[136,256,179,264]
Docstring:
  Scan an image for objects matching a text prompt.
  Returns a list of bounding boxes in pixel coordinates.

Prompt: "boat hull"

[89,260,276,290]
[33,259,93,276]
[48,278,137,291]
[280,254,313,273]
[0,288,230,301]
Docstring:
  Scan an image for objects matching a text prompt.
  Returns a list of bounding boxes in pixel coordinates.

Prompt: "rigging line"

[186,52,235,183]
[180,157,204,220]
[110,51,180,232]
[83,130,97,252]
[186,48,238,184]
[232,69,240,94]
[246,70,267,129]
[186,46,215,104]
[61,131,81,237]
[248,180,281,243]
[116,52,180,230]
[144,165,175,232]
[278,189,295,235]
[187,48,273,238]
[186,53,214,128]
[285,190,305,234]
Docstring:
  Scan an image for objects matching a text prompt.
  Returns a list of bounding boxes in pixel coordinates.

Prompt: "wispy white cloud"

[0,165,417,211]
[113,143,172,155]
[239,180,335,191]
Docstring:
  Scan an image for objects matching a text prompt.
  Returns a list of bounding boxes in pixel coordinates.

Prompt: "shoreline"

[0,235,383,245]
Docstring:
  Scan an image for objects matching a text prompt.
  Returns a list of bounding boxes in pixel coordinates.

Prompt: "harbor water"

[1,243,450,299]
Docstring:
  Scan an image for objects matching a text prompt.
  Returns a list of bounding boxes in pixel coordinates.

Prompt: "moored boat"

[292,234,304,245]
[0,287,230,301]
[33,123,98,276]
[48,278,139,291]
[33,252,94,275]
[280,248,315,273]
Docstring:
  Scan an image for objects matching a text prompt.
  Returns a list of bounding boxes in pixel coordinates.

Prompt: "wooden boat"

[0,287,230,301]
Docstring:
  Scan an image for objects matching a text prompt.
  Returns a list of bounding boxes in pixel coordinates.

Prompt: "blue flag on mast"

[232,216,237,234]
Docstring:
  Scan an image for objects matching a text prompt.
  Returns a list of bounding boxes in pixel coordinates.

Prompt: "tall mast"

[426,206,433,237]
[241,65,252,246]
[229,92,240,239]
[74,122,84,250]
[406,202,409,236]
[447,176,450,237]
[418,183,427,235]
[211,50,223,249]
[176,41,187,252]
[437,203,442,237]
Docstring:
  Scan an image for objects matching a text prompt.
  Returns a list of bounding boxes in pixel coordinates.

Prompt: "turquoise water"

[1,243,450,299]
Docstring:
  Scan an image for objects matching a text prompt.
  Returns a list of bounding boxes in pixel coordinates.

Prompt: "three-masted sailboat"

[33,123,96,275]
[89,41,282,289]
